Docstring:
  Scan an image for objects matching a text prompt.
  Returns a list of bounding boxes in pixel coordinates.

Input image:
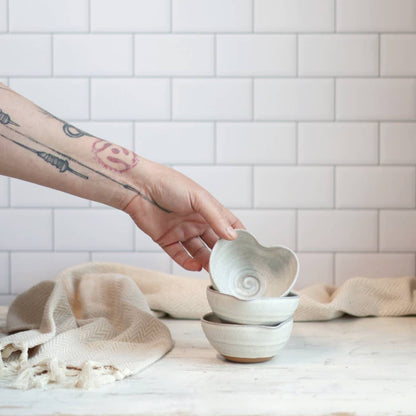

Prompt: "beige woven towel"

[0,265,174,390]
[1,262,416,390]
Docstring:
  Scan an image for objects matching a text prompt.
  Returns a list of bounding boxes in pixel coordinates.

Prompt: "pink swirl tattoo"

[92,139,138,173]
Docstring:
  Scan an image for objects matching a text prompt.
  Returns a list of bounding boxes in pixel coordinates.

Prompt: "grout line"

[132,34,135,76]
[295,209,298,252]
[51,209,55,251]
[414,253,416,276]
[377,122,380,164]
[88,77,91,120]
[2,249,416,255]
[7,178,10,207]
[6,74,416,80]
[4,206,416,212]
[295,122,298,164]
[50,34,54,76]
[8,251,11,294]
[132,122,136,153]
[6,0,9,32]
[170,0,173,33]
[295,34,299,76]
[415,167,416,208]
[213,122,217,163]
[7,30,416,35]
[68,119,416,124]
[251,78,254,119]
[213,34,217,76]
[169,77,173,120]
[88,0,91,32]
[131,223,136,252]
[251,0,255,32]
[334,0,337,32]
[251,165,255,208]
[378,33,381,77]
[377,209,380,252]
[333,166,336,208]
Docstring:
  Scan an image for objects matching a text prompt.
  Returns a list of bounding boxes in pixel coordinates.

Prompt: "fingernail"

[226,226,237,239]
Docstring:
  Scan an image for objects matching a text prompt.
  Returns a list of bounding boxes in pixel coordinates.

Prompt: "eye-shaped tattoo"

[92,139,138,173]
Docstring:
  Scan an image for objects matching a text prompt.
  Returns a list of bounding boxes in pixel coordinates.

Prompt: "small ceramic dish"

[201,312,293,363]
[209,229,299,300]
[206,285,299,325]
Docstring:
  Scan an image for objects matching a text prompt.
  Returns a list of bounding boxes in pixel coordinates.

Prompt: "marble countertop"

[0,312,415,416]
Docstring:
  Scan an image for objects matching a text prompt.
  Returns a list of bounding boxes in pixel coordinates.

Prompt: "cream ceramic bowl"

[206,286,299,325]
[209,229,299,300]
[201,312,293,363]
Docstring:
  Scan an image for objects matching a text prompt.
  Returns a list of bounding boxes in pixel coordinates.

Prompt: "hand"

[123,159,244,272]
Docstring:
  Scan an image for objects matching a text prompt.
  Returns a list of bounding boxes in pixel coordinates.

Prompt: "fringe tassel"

[0,345,127,390]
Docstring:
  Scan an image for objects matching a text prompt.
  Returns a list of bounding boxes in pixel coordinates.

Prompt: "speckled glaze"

[206,286,299,325]
[200,313,293,363]
[209,229,299,300]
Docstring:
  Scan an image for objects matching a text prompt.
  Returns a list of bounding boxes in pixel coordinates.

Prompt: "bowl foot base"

[222,355,273,363]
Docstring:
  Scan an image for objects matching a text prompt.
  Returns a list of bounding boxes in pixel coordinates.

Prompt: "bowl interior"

[209,230,299,299]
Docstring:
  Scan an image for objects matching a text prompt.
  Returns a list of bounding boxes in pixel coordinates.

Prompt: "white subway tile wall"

[381,35,416,76]
[336,0,416,32]
[9,0,89,32]
[0,0,415,301]
[135,122,214,164]
[0,35,51,76]
[216,123,296,164]
[0,177,8,207]
[9,78,89,120]
[254,79,334,120]
[335,253,416,285]
[0,0,7,32]
[54,35,133,76]
[91,0,170,32]
[135,35,214,76]
[11,252,90,293]
[216,35,296,76]
[0,253,9,293]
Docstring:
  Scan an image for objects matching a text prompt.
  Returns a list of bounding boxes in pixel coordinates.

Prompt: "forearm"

[0,83,242,271]
[0,83,150,211]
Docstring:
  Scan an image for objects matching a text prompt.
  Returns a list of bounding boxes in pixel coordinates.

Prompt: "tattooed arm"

[0,84,243,271]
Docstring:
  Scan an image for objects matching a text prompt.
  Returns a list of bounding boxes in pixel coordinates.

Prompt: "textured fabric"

[0,266,174,389]
[1,262,416,390]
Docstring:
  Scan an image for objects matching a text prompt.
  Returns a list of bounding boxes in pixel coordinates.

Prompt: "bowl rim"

[206,285,299,302]
[201,312,293,330]
[208,229,300,298]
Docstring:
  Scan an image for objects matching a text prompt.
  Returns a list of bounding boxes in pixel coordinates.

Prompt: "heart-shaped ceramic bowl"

[209,229,299,300]
[201,312,293,363]
[206,286,299,325]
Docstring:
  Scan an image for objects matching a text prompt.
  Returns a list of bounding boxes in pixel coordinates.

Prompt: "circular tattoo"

[92,139,138,173]
[63,123,87,138]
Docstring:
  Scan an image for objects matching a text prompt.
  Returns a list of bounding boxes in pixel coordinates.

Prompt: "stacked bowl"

[201,229,300,363]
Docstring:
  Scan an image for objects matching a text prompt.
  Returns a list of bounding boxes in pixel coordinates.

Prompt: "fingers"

[162,234,215,272]
[193,192,245,241]
[182,237,211,271]
[200,228,219,249]
[162,241,202,272]
[155,216,207,248]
